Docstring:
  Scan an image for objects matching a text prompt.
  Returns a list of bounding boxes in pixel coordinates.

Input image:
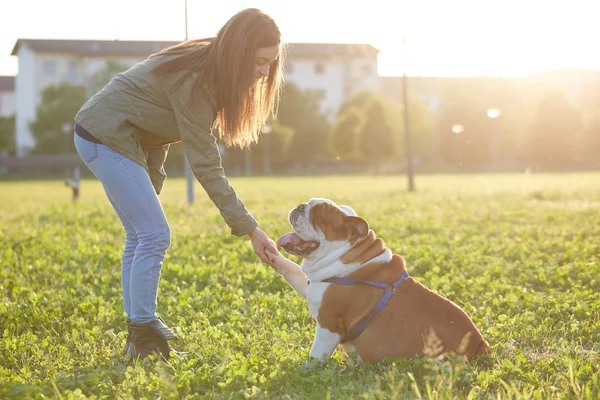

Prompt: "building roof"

[11,39,179,57]
[11,39,379,59]
[0,76,15,91]
[285,42,379,58]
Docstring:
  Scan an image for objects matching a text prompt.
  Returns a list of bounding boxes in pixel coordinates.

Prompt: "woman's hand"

[249,227,280,265]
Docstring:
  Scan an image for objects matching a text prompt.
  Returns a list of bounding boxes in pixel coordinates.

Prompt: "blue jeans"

[74,134,171,324]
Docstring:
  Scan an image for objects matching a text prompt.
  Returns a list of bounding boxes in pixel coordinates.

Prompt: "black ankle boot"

[126,317,180,360]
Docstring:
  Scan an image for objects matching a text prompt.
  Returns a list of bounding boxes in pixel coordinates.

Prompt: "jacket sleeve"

[165,81,258,237]
[146,144,170,195]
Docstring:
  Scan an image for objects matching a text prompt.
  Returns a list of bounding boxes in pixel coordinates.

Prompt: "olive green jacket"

[74,54,258,237]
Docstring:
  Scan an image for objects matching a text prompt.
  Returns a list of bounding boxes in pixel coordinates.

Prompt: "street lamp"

[451,124,464,134]
[261,123,273,175]
[452,124,464,168]
[61,121,72,170]
[61,122,72,134]
[487,108,501,171]
[183,0,195,204]
[244,147,252,177]
[61,122,79,201]
[487,108,501,119]
[62,122,72,146]
[401,34,414,192]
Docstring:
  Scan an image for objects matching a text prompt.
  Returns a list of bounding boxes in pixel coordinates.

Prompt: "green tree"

[29,83,86,154]
[438,78,531,169]
[386,95,436,163]
[359,99,394,163]
[253,120,295,172]
[577,84,600,165]
[528,90,583,169]
[0,115,15,155]
[340,90,436,163]
[276,83,330,166]
[330,106,363,159]
[438,94,491,167]
[336,91,378,118]
[584,112,600,165]
[86,58,131,98]
[221,120,295,174]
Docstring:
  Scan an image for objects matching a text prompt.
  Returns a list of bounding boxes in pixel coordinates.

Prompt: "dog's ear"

[345,216,369,239]
[312,202,368,241]
[339,205,358,216]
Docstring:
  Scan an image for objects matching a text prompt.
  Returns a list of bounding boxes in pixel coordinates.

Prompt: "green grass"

[1,173,599,399]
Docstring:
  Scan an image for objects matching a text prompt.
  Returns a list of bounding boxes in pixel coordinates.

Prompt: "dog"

[266,198,491,363]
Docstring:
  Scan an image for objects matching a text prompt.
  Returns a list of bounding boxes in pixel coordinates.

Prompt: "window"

[43,60,56,75]
[315,63,325,74]
[67,61,79,83]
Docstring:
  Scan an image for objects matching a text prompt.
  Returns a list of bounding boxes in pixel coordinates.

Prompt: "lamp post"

[451,124,464,168]
[62,122,79,201]
[401,34,414,191]
[244,148,252,176]
[183,0,195,204]
[261,123,272,175]
[62,122,72,151]
[487,108,501,172]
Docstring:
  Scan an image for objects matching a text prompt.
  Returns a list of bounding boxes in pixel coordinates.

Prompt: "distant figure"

[73,8,282,360]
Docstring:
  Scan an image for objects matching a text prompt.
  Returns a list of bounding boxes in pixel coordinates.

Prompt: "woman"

[73,8,282,360]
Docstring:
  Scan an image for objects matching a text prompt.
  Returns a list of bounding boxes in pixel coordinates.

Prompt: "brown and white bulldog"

[268,198,491,363]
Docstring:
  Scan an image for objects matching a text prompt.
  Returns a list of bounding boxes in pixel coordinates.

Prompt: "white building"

[10,39,380,156]
[0,76,15,117]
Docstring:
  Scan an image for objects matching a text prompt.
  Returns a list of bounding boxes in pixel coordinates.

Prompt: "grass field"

[1,173,599,399]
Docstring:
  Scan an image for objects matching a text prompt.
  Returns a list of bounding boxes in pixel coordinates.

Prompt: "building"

[0,76,15,117]
[10,39,380,156]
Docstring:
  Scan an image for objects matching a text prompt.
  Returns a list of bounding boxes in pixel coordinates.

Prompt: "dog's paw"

[264,249,282,269]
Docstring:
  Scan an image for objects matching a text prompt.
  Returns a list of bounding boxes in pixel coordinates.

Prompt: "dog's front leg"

[309,325,341,361]
[266,250,309,298]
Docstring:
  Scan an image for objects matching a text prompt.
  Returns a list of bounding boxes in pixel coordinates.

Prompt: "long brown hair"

[150,8,283,148]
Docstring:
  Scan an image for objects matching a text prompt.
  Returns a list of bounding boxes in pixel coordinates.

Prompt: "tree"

[86,58,131,98]
[577,84,600,166]
[252,120,295,172]
[438,78,534,169]
[438,94,492,168]
[330,106,363,159]
[528,90,583,169]
[221,120,295,174]
[340,90,436,163]
[276,83,331,166]
[0,115,15,155]
[29,83,86,154]
[386,94,436,163]
[584,110,600,166]
[359,99,395,163]
[337,91,378,118]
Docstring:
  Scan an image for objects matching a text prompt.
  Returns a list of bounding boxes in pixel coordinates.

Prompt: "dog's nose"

[297,203,307,213]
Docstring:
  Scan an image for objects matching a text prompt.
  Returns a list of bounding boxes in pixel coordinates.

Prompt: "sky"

[1,0,599,78]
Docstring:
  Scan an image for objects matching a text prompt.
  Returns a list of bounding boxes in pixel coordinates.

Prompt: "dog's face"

[277,198,369,259]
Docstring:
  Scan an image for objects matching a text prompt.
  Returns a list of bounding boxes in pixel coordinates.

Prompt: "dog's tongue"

[277,232,302,247]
